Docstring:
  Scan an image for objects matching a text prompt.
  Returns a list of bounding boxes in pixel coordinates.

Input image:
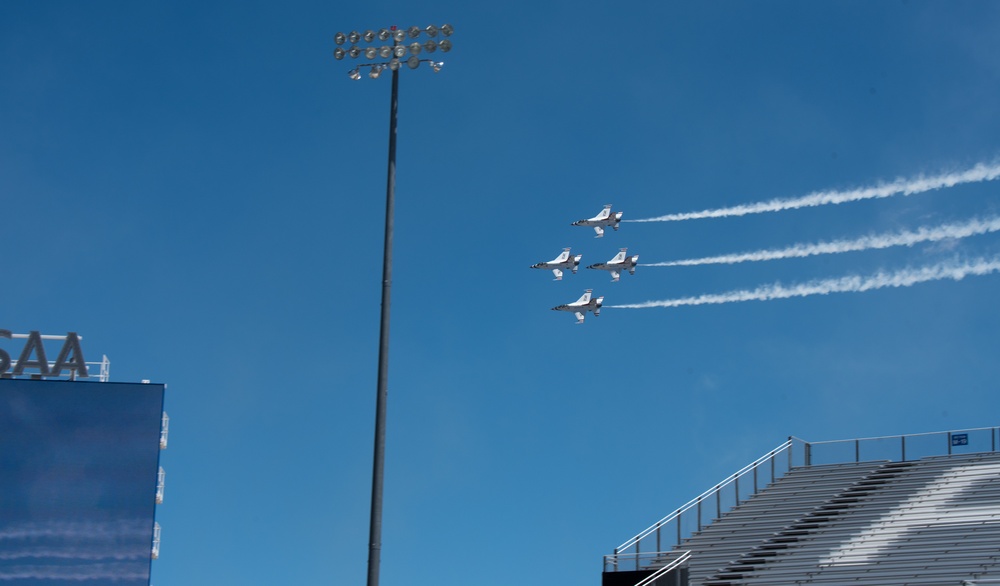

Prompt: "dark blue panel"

[0,379,164,585]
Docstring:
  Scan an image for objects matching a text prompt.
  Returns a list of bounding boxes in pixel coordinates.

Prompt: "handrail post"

[635,529,640,570]
[804,442,811,467]
[676,511,682,547]
[855,439,860,462]
[901,435,906,462]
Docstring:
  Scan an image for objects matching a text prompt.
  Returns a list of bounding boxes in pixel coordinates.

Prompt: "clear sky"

[2,1,1000,585]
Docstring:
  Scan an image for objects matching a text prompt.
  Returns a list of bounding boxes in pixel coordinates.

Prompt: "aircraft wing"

[552,268,563,280]
[609,269,620,282]
[593,226,605,238]
[574,311,586,324]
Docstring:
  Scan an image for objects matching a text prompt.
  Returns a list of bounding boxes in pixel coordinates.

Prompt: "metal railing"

[151,522,161,559]
[606,427,999,580]
[606,439,799,571]
[160,412,170,449]
[797,427,999,466]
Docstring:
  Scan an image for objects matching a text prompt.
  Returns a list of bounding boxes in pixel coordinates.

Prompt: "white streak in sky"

[628,162,1000,222]
[609,257,1000,309]
[643,216,1000,267]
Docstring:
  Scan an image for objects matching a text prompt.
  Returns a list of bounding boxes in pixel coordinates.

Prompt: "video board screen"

[0,379,164,585]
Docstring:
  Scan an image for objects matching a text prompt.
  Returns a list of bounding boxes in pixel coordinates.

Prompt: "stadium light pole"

[333,23,452,586]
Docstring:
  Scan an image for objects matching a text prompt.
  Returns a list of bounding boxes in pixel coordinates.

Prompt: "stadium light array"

[334,22,453,586]
[333,24,451,78]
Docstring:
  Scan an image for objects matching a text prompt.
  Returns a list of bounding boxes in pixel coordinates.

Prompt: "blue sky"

[2,1,1000,585]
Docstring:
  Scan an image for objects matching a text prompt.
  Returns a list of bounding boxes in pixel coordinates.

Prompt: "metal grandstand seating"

[604,428,1000,586]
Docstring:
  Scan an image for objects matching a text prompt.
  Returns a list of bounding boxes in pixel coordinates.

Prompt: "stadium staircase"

[605,431,1000,586]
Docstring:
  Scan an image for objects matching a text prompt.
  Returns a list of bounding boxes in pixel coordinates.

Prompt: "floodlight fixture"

[334,23,454,586]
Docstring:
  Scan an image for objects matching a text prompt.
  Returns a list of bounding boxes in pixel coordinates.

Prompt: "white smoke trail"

[628,162,1000,223]
[609,257,1000,309]
[643,216,1000,267]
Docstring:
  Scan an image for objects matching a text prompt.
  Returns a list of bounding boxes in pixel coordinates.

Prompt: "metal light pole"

[333,23,452,586]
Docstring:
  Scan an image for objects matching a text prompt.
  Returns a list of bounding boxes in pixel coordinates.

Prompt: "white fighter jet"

[551,289,604,324]
[571,204,623,238]
[588,248,638,282]
[531,248,582,280]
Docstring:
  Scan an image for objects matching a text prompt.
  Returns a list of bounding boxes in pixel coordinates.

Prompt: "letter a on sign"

[51,332,88,378]
[13,331,49,376]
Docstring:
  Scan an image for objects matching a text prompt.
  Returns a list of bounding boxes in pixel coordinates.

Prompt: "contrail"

[609,256,1000,309]
[644,216,1000,267]
[628,161,1000,222]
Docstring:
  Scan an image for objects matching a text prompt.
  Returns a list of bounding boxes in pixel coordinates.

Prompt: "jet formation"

[534,205,635,323]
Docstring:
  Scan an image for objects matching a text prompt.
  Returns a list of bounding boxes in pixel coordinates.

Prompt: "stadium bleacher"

[604,430,1000,586]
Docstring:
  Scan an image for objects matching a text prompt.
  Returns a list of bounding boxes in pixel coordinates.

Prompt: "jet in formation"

[572,204,622,238]
[531,248,582,280]
[551,289,604,324]
[588,248,638,282]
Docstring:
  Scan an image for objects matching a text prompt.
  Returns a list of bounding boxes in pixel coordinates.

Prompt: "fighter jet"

[531,248,582,280]
[571,204,623,238]
[588,248,638,282]
[551,289,604,324]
